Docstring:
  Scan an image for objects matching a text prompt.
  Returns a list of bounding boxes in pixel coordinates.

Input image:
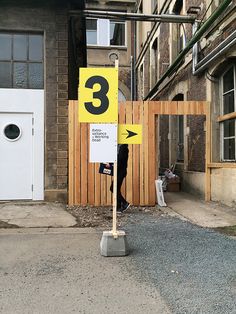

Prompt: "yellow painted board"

[78,68,118,123]
[118,124,142,144]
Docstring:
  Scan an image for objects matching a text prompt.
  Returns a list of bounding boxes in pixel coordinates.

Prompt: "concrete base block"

[100,230,129,257]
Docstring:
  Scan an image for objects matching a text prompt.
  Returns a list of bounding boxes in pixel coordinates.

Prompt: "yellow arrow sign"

[118,124,142,144]
[78,68,118,123]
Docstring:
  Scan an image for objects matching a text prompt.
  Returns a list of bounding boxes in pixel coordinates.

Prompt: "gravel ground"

[121,214,236,314]
[66,204,162,228]
[67,206,236,313]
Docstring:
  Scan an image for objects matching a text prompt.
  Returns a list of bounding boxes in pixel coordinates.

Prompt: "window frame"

[220,64,236,161]
[86,18,127,48]
[0,32,44,89]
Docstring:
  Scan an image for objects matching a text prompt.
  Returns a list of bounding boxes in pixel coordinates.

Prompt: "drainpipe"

[193,30,236,75]
[131,55,133,101]
[133,20,137,101]
[144,0,232,100]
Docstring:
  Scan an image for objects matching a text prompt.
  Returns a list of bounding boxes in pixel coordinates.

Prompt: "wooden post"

[112,59,119,238]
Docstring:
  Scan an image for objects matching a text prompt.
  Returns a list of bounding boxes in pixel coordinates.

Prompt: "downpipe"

[193,30,236,75]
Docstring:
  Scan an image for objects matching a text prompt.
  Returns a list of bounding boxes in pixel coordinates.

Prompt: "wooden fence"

[69,100,209,206]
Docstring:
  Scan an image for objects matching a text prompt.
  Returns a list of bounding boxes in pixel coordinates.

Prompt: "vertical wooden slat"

[88,134,95,205]
[80,123,88,205]
[75,102,81,204]
[148,101,156,205]
[100,172,106,205]
[126,101,133,204]
[94,163,101,206]
[144,101,149,204]
[119,102,126,199]
[132,101,140,205]
[139,101,145,205]
[68,101,75,205]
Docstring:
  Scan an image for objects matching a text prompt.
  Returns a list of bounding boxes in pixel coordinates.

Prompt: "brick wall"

[0,1,72,202]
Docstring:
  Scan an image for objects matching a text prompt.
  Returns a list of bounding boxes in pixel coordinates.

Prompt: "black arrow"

[126,129,138,139]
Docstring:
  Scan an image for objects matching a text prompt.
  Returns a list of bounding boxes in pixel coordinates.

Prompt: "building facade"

[84,0,136,101]
[135,0,236,206]
[0,0,86,202]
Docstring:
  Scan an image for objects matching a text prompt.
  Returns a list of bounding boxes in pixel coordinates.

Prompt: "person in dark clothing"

[110,144,130,213]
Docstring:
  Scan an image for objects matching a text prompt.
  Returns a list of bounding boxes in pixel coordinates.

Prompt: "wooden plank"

[139,101,145,205]
[208,162,236,168]
[75,101,79,204]
[132,101,140,205]
[119,101,126,201]
[88,160,95,205]
[150,101,207,115]
[144,101,149,204]
[148,101,156,205]
[106,175,112,205]
[80,123,88,204]
[217,111,236,122]
[126,101,133,205]
[100,172,106,205]
[68,101,75,205]
[75,102,81,205]
[94,163,101,206]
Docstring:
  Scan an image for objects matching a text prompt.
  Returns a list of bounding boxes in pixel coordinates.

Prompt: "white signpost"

[79,62,129,256]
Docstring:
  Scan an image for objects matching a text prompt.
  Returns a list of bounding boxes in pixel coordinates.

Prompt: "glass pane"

[13,62,27,88]
[223,67,234,93]
[29,63,43,89]
[4,124,21,140]
[0,62,12,88]
[223,91,234,114]
[224,120,235,138]
[86,19,97,30]
[224,138,235,160]
[86,31,97,45]
[13,35,27,61]
[0,34,11,60]
[29,35,43,61]
[118,89,126,102]
[110,22,125,46]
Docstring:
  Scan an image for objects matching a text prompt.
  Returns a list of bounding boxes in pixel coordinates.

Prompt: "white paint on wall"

[0,89,44,200]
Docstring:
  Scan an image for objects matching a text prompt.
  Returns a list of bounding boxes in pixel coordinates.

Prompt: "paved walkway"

[0,202,76,228]
[1,192,236,228]
[163,191,236,228]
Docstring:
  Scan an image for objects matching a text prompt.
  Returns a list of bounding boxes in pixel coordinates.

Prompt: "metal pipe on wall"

[144,0,232,100]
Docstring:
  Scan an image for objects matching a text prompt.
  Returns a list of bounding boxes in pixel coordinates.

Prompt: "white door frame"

[0,89,44,200]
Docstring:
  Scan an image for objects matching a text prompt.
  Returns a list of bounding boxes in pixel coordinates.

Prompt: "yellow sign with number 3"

[78,68,118,123]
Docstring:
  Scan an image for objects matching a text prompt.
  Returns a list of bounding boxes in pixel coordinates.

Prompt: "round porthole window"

[4,124,21,141]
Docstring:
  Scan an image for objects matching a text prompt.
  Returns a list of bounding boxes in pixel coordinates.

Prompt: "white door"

[0,113,33,200]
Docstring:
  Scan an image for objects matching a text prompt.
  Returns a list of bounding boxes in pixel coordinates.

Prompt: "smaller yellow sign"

[118,124,142,144]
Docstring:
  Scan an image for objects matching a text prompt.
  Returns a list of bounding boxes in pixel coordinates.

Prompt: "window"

[177,115,184,161]
[151,0,157,13]
[171,0,186,61]
[118,89,126,102]
[86,19,97,45]
[150,38,158,88]
[220,65,236,161]
[86,18,126,47]
[0,33,44,89]
[110,21,125,46]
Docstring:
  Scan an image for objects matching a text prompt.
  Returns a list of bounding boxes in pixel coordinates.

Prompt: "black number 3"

[84,76,109,115]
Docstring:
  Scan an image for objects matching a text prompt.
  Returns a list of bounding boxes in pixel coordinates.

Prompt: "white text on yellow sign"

[78,68,118,123]
[118,124,142,144]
